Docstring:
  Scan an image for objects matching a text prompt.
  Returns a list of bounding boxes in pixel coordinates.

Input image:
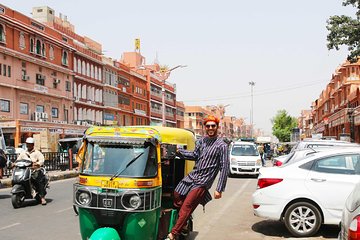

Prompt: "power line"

[180,80,325,103]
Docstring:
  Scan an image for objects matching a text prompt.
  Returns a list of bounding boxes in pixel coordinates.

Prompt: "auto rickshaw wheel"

[11,193,24,209]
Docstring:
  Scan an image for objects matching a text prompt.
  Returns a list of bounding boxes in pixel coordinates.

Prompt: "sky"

[1,0,356,135]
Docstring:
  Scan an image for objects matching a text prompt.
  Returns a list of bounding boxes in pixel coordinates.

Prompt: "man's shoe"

[41,198,47,205]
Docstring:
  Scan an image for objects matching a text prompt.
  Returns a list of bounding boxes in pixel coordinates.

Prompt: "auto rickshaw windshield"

[81,142,158,177]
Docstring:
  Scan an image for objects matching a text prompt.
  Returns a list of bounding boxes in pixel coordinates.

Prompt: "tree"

[271,110,298,142]
[327,0,360,62]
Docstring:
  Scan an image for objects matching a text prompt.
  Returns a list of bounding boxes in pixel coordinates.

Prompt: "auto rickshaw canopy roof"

[84,126,195,149]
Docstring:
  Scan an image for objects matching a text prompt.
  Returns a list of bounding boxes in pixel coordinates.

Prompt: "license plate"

[101,180,119,189]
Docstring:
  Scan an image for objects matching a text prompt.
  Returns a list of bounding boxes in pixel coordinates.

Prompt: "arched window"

[77,84,81,99]
[49,45,54,60]
[0,24,6,43]
[94,67,98,80]
[82,85,87,99]
[98,69,102,81]
[19,32,25,49]
[62,50,68,65]
[74,107,78,121]
[77,59,81,73]
[42,43,46,57]
[73,82,77,97]
[91,65,94,78]
[86,63,90,77]
[73,57,77,72]
[82,61,86,75]
[30,38,34,53]
[36,39,42,55]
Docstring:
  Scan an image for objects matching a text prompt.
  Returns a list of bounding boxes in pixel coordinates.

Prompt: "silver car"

[339,180,360,240]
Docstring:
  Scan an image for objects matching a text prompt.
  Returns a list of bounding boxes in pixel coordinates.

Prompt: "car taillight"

[348,215,360,240]
[274,161,282,166]
[257,178,283,189]
[253,204,260,209]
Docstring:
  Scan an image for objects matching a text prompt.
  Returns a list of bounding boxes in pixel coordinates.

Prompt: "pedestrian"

[257,143,265,166]
[16,137,47,205]
[165,115,230,240]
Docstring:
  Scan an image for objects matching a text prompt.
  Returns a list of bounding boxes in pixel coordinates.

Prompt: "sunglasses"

[205,124,217,129]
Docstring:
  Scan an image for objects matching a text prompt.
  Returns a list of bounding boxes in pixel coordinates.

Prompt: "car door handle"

[311,178,326,182]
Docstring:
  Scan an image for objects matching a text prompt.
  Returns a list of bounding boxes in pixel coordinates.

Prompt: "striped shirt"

[175,136,230,206]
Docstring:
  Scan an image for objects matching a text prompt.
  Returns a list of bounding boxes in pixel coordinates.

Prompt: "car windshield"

[231,145,258,156]
[81,142,158,177]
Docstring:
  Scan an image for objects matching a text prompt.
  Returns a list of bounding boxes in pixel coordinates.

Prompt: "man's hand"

[214,191,222,199]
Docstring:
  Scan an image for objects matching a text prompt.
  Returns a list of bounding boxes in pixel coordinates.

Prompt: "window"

[118,95,130,105]
[51,107,58,118]
[36,74,45,85]
[49,45,54,60]
[36,39,41,55]
[65,81,71,92]
[62,50,68,66]
[36,105,44,113]
[312,154,360,175]
[7,65,10,77]
[0,99,10,112]
[2,64,6,76]
[20,103,28,114]
[0,24,5,43]
[42,43,46,57]
[30,38,34,53]
[19,32,25,49]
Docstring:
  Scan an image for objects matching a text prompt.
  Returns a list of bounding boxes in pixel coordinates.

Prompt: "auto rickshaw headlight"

[129,195,142,209]
[77,191,91,206]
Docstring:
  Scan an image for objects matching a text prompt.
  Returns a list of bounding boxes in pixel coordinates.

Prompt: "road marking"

[0,223,21,231]
[197,179,251,240]
[55,207,73,213]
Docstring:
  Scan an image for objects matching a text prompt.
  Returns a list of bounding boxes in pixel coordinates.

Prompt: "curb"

[0,171,79,189]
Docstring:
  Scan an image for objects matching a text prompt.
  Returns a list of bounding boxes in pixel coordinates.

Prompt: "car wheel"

[284,201,322,238]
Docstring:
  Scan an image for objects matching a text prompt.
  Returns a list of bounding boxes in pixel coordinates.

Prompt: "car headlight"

[129,195,142,209]
[76,190,92,206]
[230,158,237,164]
[256,159,262,166]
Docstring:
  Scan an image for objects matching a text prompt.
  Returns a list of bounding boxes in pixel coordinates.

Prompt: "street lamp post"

[160,65,187,127]
[249,81,255,138]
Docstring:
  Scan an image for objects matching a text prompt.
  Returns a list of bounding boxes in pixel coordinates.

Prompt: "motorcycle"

[10,159,49,208]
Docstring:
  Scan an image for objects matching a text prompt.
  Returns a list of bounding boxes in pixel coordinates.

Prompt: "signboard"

[49,128,63,134]
[21,127,47,132]
[104,113,115,121]
[34,85,48,93]
[0,121,16,127]
[134,109,146,116]
[64,129,85,135]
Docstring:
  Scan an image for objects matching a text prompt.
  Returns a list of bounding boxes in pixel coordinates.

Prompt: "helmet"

[25,137,35,144]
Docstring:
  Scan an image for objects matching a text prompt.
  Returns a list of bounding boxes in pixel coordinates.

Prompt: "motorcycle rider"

[15,137,47,205]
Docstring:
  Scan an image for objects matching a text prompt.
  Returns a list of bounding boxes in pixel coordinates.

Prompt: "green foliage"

[327,0,360,62]
[271,110,298,142]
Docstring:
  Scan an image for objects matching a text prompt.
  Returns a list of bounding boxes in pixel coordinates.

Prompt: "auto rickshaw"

[73,126,196,240]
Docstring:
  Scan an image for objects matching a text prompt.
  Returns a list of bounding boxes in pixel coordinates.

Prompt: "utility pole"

[249,81,255,138]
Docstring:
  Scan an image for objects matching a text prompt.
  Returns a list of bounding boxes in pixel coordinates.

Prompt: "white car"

[338,180,360,240]
[273,139,360,166]
[252,147,360,238]
[229,141,262,176]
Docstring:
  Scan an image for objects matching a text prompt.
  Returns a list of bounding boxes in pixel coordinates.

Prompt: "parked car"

[272,139,360,166]
[229,141,262,177]
[252,147,360,237]
[338,180,360,240]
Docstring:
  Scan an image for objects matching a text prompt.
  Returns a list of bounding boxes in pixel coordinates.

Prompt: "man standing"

[17,137,47,205]
[166,115,229,240]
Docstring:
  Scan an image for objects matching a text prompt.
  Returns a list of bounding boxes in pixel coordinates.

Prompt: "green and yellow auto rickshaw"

[73,126,196,240]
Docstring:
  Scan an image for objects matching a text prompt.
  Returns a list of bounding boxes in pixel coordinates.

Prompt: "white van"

[229,141,262,176]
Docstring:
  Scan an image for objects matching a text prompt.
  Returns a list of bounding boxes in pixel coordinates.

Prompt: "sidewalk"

[0,169,79,189]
